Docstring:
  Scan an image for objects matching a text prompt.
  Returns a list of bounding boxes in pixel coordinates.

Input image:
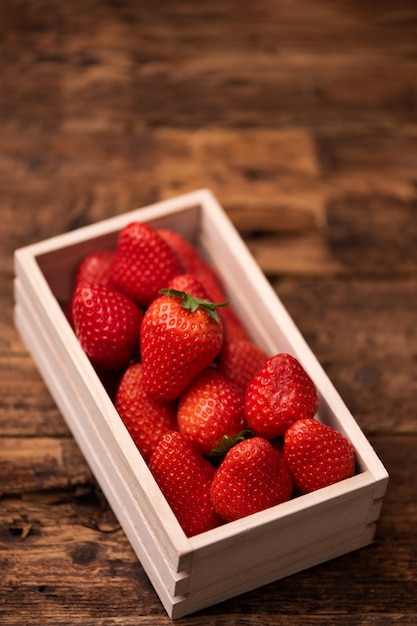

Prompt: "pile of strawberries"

[67,220,356,537]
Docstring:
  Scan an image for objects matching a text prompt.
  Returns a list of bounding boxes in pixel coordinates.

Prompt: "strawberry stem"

[209,429,254,457]
[159,288,229,323]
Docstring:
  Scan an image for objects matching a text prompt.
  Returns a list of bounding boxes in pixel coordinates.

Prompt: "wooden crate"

[14,189,388,619]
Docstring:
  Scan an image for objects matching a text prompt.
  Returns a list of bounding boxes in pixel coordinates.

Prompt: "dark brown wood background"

[1,1,417,624]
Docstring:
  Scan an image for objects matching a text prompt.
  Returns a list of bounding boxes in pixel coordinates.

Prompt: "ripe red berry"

[149,431,223,537]
[159,228,248,342]
[210,436,293,522]
[115,362,178,462]
[72,283,142,371]
[244,353,319,438]
[218,338,269,395]
[110,222,185,307]
[75,249,115,287]
[167,273,212,300]
[157,228,206,274]
[284,418,356,493]
[177,368,246,456]
[140,288,226,401]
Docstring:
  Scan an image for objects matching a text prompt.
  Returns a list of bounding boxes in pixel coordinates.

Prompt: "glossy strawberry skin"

[167,273,214,300]
[284,418,356,494]
[244,353,319,439]
[218,338,269,395]
[110,222,185,308]
[157,228,206,275]
[72,283,142,371]
[210,436,293,522]
[159,228,248,342]
[149,431,223,537]
[140,290,224,402]
[115,362,178,462]
[75,249,115,287]
[177,368,246,456]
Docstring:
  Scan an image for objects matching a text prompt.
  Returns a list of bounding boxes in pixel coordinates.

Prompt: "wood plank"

[0,438,91,496]
[2,126,417,279]
[0,352,71,437]
[0,1,416,132]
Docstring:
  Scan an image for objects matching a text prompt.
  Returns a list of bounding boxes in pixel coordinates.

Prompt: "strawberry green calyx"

[159,288,229,323]
[209,429,254,458]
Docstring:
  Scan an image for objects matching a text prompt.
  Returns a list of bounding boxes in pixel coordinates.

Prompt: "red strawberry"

[115,362,178,462]
[210,436,293,522]
[72,283,142,371]
[65,250,116,329]
[110,222,185,308]
[149,431,223,537]
[140,288,227,401]
[284,418,356,493]
[75,249,115,287]
[218,338,269,395]
[159,228,248,342]
[186,261,248,343]
[157,228,206,274]
[177,368,246,456]
[167,273,211,300]
[244,353,319,439]
[220,306,249,343]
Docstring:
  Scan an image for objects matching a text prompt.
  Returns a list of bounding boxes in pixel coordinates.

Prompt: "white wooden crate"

[14,189,388,619]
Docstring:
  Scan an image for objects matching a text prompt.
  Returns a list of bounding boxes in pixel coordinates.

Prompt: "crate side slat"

[186,468,381,562]
[186,480,377,592]
[172,523,377,619]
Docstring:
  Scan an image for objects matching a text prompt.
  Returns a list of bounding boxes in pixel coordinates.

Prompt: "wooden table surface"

[1,1,416,624]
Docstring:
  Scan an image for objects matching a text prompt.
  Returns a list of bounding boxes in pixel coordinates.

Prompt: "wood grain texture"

[1,0,416,623]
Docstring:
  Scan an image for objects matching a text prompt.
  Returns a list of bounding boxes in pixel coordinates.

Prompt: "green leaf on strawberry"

[159,287,229,323]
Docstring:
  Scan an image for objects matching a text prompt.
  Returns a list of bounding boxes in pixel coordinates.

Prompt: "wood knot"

[69,542,98,565]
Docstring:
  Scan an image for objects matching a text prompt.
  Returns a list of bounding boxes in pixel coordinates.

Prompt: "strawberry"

[284,418,356,493]
[244,353,319,439]
[159,228,248,342]
[218,338,269,395]
[110,222,185,308]
[220,306,249,344]
[157,228,206,274]
[167,273,211,300]
[177,368,246,456]
[75,249,115,287]
[140,288,227,401]
[72,283,142,371]
[149,431,223,537]
[210,436,293,522]
[115,362,178,462]
[186,261,248,343]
